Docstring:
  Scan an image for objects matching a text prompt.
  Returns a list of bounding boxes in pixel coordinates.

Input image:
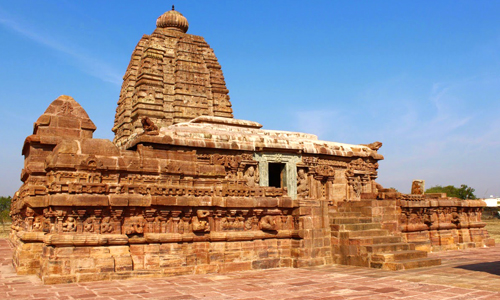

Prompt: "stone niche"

[9,8,494,284]
[254,153,302,199]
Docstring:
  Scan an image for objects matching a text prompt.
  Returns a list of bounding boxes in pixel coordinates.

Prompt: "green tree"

[425,185,477,200]
[0,196,11,211]
[0,196,11,232]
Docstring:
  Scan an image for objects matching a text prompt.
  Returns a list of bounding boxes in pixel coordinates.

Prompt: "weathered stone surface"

[411,180,425,194]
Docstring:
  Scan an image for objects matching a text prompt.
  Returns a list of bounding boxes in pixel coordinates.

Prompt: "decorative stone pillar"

[94,209,102,234]
[26,207,35,232]
[76,209,86,234]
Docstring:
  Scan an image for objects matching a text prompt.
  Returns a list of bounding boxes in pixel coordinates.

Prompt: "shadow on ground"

[456,261,500,276]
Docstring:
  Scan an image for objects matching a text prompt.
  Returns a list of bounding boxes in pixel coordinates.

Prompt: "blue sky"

[1,1,500,197]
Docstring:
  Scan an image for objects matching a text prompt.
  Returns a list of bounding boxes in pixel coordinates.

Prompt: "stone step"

[338,200,396,207]
[338,229,390,238]
[337,200,377,208]
[329,212,363,218]
[331,223,381,231]
[371,250,428,263]
[371,257,442,271]
[364,242,415,253]
[349,235,402,245]
[336,207,376,217]
[330,217,373,225]
[336,206,369,212]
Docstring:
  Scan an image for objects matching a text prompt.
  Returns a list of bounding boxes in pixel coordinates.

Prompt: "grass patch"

[0,223,10,238]
[484,218,500,244]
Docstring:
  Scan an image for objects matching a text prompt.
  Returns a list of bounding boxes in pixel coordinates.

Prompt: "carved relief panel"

[345,158,379,199]
[399,205,486,233]
[20,206,298,237]
[296,168,309,199]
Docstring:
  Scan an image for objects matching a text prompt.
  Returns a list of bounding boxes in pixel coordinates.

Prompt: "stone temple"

[9,8,494,284]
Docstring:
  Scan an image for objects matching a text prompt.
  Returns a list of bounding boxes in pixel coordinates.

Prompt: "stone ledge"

[20,230,301,246]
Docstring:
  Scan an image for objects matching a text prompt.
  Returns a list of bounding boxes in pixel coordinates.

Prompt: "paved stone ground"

[2,239,500,299]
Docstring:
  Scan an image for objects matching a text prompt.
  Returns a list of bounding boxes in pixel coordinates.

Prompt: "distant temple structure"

[9,7,494,284]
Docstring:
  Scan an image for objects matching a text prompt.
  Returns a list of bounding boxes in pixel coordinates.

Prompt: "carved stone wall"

[399,196,495,251]
[299,156,380,205]
[11,203,299,283]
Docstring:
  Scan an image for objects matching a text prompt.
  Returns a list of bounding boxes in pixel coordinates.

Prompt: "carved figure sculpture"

[125,216,145,235]
[100,217,114,233]
[42,218,51,233]
[411,180,425,195]
[259,215,277,231]
[422,208,433,227]
[84,217,94,233]
[62,217,77,232]
[191,216,209,232]
[244,216,259,231]
[297,168,309,198]
[351,176,362,198]
[33,216,43,231]
[244,165,259,187]
[192,210,210,232]
[141,117,159,134]
[361,141,382,150]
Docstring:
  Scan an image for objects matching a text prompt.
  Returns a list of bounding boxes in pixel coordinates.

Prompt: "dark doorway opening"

[269,163,285,188]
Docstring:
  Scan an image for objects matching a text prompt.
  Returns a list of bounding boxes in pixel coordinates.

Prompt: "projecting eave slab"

[123,116,384,160]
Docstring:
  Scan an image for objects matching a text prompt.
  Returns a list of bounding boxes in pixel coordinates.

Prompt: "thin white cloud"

[292,74,500,196]
[430,83,451,112]
[0,11,122,86]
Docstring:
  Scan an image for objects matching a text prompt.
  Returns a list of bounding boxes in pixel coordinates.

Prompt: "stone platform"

[2,239,500,299]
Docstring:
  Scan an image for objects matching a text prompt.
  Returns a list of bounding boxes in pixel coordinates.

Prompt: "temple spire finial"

[156,5,189,33]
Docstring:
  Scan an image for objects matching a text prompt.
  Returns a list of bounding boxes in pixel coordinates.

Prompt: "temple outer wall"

[294,199,333,268]
[399,196,495,252]
[10,194,302,284]
[33,238,296,284]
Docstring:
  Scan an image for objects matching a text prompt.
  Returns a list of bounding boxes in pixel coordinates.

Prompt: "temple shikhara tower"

[9,8,494,284]
[113,8,232,147]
